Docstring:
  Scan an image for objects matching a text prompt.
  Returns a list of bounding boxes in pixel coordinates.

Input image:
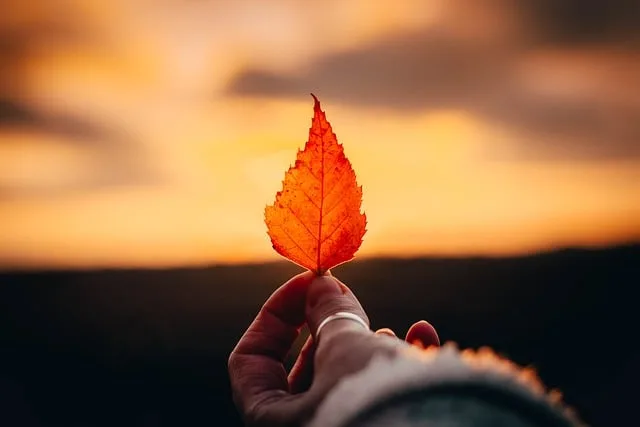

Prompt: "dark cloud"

[0,5,99,97]
[226,4,640,160]
[0,98,116,142]
[485,94,640,160]
[0,99,162,199]
[0,8,163,198]
[228,31,513,111]
[528,0,640,45]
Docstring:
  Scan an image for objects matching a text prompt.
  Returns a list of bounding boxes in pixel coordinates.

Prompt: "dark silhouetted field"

[1,244,638,426]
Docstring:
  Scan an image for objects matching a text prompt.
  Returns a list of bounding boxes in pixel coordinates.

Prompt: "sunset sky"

[1,0,639,269]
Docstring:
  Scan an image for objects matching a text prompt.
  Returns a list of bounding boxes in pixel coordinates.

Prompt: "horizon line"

[2,241,638,275]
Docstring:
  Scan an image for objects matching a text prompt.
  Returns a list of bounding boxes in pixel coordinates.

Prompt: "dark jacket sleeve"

[348,393,549,427]
[306,344,584,427]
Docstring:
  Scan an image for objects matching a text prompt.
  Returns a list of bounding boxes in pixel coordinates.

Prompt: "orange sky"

[1,0,639,269]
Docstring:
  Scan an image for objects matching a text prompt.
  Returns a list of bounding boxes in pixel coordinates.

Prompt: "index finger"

[228,271,314,420]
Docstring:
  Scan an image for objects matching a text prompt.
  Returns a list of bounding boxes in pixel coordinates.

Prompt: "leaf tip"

[310,93,321,111]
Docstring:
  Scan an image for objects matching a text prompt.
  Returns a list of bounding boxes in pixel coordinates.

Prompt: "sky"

[1,0,639,269]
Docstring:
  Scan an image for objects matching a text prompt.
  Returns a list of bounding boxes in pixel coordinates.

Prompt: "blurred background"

[1,0,639,426]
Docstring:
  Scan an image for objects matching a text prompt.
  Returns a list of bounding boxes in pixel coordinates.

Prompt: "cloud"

[0,99,162,199]
[225,1,640,160]
[228,31,511,110]
[527,0,640,45]
[0,9,163,198]
[0,99,115,142]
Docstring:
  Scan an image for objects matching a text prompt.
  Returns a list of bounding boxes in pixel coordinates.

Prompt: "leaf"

[265,94,367,275]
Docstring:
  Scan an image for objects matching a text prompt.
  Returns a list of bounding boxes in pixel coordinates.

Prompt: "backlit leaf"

[265,94,367,274]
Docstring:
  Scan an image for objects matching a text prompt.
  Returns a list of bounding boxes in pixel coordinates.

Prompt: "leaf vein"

[323,191,347,218]
[320,212,351,245]
[299,162,320,182]
[289,175,320,210]
[287,206,318,241]
[322,155,341,180]
[274,225,316,265]
[322,167,349,202]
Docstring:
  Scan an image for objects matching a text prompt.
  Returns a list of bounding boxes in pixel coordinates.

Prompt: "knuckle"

[227,350,244,377]
[316,329,367,361]
[243,403,266,427]
[242,392,283,427]
[316,329,403,371]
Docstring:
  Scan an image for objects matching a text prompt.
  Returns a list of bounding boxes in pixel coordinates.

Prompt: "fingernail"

[307,275,343,308]
[375,328,396,338]
[406,320,440,348]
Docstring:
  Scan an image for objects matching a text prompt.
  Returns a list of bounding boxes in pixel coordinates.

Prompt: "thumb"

[305,275,369,342]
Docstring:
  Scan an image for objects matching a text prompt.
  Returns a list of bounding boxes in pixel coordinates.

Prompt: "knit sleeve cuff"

[306,343,585,427]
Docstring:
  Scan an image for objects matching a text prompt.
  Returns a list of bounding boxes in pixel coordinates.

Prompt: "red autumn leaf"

[265,94,367,275]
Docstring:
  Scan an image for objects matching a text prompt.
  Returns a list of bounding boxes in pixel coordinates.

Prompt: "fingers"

[229,271,439,426]
[288,335,315,394]
[228,271,314,420]
[375,328,397,338]
[290,276,373,396]
[405,320,440,348]
[305,275,370,344]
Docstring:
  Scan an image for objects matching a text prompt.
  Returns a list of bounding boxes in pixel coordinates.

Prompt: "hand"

[228,272,440,426]
[228,271,439,426]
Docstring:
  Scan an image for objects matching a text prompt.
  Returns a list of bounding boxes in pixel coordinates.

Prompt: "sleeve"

[305,343,585,427]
